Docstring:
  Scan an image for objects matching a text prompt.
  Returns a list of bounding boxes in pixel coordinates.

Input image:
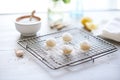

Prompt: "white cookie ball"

[15,49,24,57]
[46,38,56,47]
[80,40,91,51]
[62,32,72,42]
[62,45,73,54]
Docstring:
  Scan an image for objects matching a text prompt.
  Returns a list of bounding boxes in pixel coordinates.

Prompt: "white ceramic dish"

[15,15,41,36]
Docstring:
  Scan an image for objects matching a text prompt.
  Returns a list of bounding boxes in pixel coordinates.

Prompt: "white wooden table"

[0,12,120,80]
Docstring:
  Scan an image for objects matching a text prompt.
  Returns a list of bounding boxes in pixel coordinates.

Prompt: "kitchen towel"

[100,17,120,42]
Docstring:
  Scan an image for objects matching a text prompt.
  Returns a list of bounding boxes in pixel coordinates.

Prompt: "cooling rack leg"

[26,44,28,49]
[92,58,95,63]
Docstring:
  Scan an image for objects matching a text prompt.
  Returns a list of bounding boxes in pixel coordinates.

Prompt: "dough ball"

[62,32,72,42]
[80,40,91,51]
[15,49,24,57]
[46,38,56,47]
[62,45,73,54]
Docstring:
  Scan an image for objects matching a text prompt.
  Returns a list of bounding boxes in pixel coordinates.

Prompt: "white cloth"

[95,17,120,42]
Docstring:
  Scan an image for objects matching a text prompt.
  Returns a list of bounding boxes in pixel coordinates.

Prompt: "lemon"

[81,17,92,26]
[85,22,97,31]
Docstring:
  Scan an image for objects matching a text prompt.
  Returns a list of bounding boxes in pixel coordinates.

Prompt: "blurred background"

[0,0,119,14]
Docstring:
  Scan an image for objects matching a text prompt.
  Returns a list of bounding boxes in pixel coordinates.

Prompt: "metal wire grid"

[18,28,118,70]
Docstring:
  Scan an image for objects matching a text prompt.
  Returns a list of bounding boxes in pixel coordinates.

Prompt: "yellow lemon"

[81,17,92,26]
[85,22,97,31]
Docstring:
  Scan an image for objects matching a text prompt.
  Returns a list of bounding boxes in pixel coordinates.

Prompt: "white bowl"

[15,15,41,36]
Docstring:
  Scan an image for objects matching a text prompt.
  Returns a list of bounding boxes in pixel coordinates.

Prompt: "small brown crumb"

[50,22,60,29]
[50,22,66,30]
[56,24,66,30]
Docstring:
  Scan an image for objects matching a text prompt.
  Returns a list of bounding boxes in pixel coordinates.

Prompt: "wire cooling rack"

[18,28,118,70]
